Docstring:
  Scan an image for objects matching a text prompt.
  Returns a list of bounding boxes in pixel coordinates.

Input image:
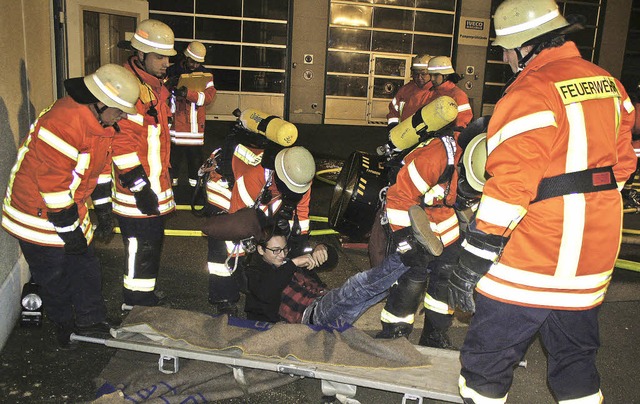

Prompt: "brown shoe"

[408,205,443,256]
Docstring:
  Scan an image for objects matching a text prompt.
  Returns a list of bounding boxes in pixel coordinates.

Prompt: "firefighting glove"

[173,86,188,99]
[93,203,115,243]
[119,165,160,216]
[448,226,509,313]
[391,227,434,268]
[47,204,88,255]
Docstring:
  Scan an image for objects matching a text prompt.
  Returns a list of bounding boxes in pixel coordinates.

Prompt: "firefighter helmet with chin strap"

[130,19,177,56]
[84,64,140,115]
[275,146,316,194]
[492,0,569,49]
[185,41,206,63]
[412,54,432,73]
[427,56,455,75]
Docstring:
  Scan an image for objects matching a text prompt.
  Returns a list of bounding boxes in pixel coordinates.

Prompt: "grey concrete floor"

[1,122,639,403]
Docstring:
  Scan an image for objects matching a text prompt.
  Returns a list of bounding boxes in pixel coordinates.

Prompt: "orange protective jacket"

[387,80,433,125]
[170,65,216,146]
[475,42,637,310]
[2,97,115,246]
[385,136,461,247]
[112,56,175,217]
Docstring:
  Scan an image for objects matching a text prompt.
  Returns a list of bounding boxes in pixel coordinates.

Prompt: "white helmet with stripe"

[130,19,177,56]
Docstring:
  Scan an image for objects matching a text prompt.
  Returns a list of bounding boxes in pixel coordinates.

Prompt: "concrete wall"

[0,0,55,350]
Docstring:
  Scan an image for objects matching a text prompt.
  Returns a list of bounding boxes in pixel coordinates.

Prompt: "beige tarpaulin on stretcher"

[79,306,462,403]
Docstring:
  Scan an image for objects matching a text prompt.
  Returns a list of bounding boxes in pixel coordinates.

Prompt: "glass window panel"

[373,78,406,98]
[373,0,415,6]
[482,84,505,105]
[326,75,368,97]
[83,11,100,75]
[148,0,194,13]
[372,8,415,31]
[372,31,412,53]
[562,4,600,27]
[330,4,372,27]
[242,46,286,69]
[196,17,241,42]
[329,27,371,50]
[484,63,512,84]
[213,69,240,91]
[244,0,289,20]
[374,58,406,77]
[415,11,454,34]
[241,71,285,93]
[416,0,456,11]
[207,44,241,67]
[243,21,288,45]
[413,34,452,56]
[327,52,370,74]
[196,0,242,16]
[150,14,193,39]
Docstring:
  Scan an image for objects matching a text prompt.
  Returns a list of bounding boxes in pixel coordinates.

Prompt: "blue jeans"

[305,253,409,329]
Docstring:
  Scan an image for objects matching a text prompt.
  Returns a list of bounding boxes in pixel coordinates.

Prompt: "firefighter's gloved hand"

[275,203,295,233]
[448,227,509,313]
[392,227,434,268]
[173,86,188,99]
[119,165,160,216]
[93,203,115,243]
[48,204,88,255]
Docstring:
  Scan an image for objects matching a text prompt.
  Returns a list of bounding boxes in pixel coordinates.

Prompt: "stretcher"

[71,319,463,403]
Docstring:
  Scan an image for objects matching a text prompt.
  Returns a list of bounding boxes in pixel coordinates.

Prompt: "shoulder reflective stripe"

[489,262,612,290]
[476,195,527,230]
[423,293,453,315]
[458,103,471,112]
[565,103,588,172]
[147,124,162,193]
[623,97,634,113]
[38,127,79,161]
[380,308,415,324]
[386,208,411,227]
[236,177,255,207]
[234,144,263,166]
[488,111,556,155]
[41,191,74,209]
[196,92,205,106]
[557,390,603,404]
[208,262,232,276]
[477,276,606,308]
[127,113,144,126]
[407,160,429,194]
[123,275,156,292]
[556,193,586,278]
[459,375,507,404]
[554,76,621,105]
[112,152,141,169]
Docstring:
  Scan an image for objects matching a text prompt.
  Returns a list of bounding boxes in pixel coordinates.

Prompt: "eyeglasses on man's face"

[263,246,290,256]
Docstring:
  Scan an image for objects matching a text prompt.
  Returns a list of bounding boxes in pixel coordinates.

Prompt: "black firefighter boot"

[418,312,456,350]
[375,276,428,339]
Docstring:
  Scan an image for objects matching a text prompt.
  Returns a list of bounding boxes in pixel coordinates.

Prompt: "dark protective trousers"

[460,293,602,402]
[207,237,246,304]
[117,215,166,306]
[19,240,106,327]
[169,143,203,187]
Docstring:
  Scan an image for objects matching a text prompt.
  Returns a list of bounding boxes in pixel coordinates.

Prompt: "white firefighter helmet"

[462,132,488,192]
[412,54,432,72]
[185,41,206,63]
[428,56,455,75]
[275,146,316,194]
[65,64,140,114]
[130,19,177,56]
[492,0,569,49]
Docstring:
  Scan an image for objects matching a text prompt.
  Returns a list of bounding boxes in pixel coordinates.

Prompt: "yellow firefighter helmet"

[428,56,455,75]
[185,41,206,63]
[82,64,140,115]
[492,0,569,49]
[275,146,316,194]
[130,19,177,56]
[462,132,488,192]
[411,54,432,72]
[389,96,458,150]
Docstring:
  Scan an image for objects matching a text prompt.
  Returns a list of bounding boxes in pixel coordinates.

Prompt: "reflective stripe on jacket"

[387,80,433,124]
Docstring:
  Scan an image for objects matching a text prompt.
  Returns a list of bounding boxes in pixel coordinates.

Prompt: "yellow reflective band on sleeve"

[459,375,507,404]
[206,80,214,89]
[75,153,90,175]
[112,152,141,169]
[380,308,415,325]
[423,293,453,315]
[557,390,603,404]
[386,208,411,227]
[208,262,232,276]
[488,111,556,155]
[476,195,527,230]
[299,219,310,233]
[97,174,112,184]
[407,160,429,194]
[623,97,634,114]
[38,127,79,161]
[458,103,471,112]
[196,92,205,107]
[555,76,621,105]
[234,144,263,166]
[41,191,74,209]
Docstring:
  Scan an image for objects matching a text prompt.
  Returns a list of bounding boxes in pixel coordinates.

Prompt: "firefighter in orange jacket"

[166,41,217,188]
[375,112,462,349]
[386,54,433,130]
[1,64,139,348]
[448,1,637,402]
[206,146,314,315]
[426,56,473,132]
[113,19,177,307]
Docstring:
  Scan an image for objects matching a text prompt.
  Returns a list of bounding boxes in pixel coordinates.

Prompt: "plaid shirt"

[278,270,327,323]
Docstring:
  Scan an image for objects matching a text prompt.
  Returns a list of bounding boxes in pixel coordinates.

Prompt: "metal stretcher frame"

[71,331,463,403]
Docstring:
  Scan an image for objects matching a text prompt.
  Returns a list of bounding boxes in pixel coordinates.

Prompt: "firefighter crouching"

[1,64,140,349]
[449,0,637,402]
[112,19,177,307]
[203,144,314,315]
